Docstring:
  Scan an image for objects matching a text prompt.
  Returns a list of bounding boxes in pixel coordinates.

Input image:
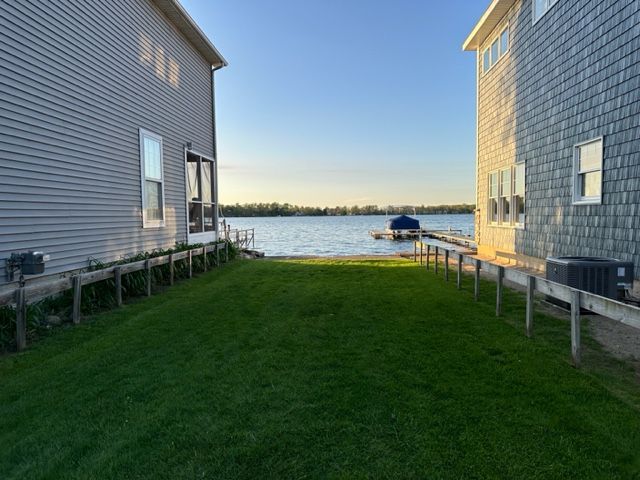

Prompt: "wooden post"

[526,276,535,338]
[169,254,174,285]
[426,245,430,270]
[216,245,220,266]
[496,266,504,317]
[145,260,152,297]
[434,247,439,275]
[203,246,208,272]
[444,250,450,282]
[14,288,27,352]
[571,289,581,368]
[457,254,463,290]
[72,275,82,324]
[419,242,423,266]
[225,242,229,262]
[114,267,122,307]
[474,260,481,301]
[188,251,193,278]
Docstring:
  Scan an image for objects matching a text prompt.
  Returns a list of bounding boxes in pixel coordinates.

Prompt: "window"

[533,0,559,23]
[482,26,510,74]
[499,168,512,224]
[573,138,603,204]
[500,29,509,55]
[488,164,525,227]
[139,129,165,227]
[491,38,499,65]
[489,172,499,223]
[186,151,216,241]
[513,163,525,226]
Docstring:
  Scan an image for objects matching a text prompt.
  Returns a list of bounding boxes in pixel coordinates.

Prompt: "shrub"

[0,240,232,352]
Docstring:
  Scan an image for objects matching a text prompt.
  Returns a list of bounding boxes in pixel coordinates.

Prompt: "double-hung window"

[499,168,512,224]
[139,129,165,227]
[488,172,499,224]
[482,26,509,74]
[533,0,559,23]
[186,151,216,241]
[513,163,525,226]
[488,164,525,227]
[573,138,603,204]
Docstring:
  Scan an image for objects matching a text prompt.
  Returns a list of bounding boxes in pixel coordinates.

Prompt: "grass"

[1,258,640,479]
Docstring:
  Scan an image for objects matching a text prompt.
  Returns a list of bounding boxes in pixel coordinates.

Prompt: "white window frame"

[572,137,603,206]
[488,164,526,229]
[488,172,499,225]
[513,163,525,228]
[481,25,510,75]
[499,168,512,225]
[184,148,218,244]
[139,129,166,228]
[533,0,559,25]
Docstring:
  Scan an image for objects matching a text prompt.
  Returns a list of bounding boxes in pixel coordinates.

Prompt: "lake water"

[224,214,474,257]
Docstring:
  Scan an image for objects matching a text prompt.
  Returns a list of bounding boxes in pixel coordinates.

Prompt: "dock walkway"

[369,229,476,249]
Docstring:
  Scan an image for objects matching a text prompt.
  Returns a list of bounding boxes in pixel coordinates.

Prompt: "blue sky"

[180,0,488,207]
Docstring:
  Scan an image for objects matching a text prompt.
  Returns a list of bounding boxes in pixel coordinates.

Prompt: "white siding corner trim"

[139,129,167,228]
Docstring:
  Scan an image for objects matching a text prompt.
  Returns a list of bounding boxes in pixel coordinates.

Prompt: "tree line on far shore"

[220,203,475,218]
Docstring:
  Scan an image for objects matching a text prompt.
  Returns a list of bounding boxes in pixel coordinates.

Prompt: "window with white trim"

[488,164,525,227]
[139,129,165,227]
[186,151,216,240]
[482,26,509,74]
[573,138,603,204]
[533,0,559,23]
[499,168,511,224]
[488,172,499,224]
[513,163,525,226]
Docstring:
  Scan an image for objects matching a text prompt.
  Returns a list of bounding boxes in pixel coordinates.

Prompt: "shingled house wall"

[476,0,640,276]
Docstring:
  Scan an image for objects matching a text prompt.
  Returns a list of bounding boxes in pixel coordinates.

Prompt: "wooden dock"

[369,229,429,240]
[427,231,476,248]
[369,229,476,249]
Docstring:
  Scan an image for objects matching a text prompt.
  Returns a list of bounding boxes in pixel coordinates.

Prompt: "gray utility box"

[10,251,49,275]
[546,256,634,301]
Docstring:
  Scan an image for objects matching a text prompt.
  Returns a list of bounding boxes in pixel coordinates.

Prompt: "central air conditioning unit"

[546,256,634,303]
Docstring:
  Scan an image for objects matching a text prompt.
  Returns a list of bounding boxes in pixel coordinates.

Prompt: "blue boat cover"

[385,215,420,230]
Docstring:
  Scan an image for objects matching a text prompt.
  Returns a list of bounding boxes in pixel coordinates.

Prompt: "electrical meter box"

[10,251,50,275]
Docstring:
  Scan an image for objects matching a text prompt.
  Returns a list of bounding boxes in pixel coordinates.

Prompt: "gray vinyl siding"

[477,0,640,276]
[0,0,214,282]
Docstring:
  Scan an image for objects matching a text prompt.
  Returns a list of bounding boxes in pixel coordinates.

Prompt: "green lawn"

[1,259,640,479]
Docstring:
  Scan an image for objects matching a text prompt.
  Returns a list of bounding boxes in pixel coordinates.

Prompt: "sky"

[180,0,488,207]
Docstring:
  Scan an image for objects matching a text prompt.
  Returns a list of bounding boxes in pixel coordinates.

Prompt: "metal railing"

[414,241,640,368]
[223,228,255,250]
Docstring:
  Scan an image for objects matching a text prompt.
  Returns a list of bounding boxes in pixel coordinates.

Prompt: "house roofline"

[151,0,228,68]
[462,0,518,51]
